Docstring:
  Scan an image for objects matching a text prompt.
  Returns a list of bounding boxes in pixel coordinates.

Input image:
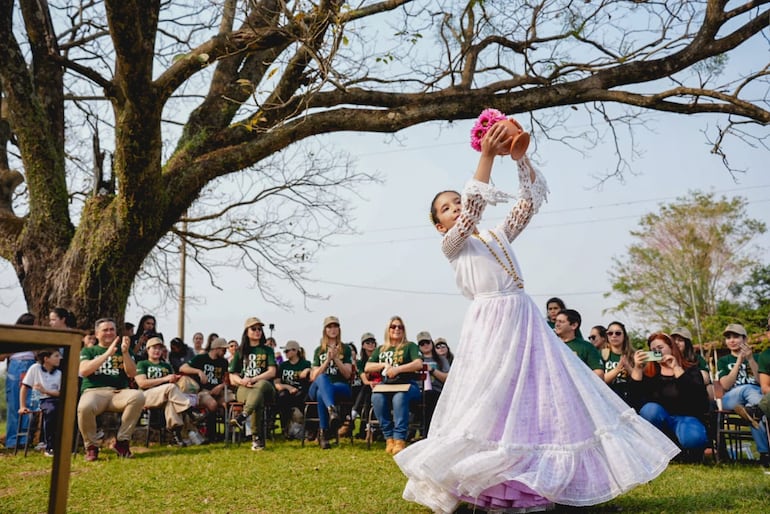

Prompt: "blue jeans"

[5,358,35,447]
[721,384,769,453]
[308,374,351,429]
[639,402,709,450]
[371,383,421,441]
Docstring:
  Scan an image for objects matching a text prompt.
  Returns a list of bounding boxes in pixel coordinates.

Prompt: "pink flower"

[470,108,508,152]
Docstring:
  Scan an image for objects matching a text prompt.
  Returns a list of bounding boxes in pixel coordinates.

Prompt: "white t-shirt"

[21,363,61,399]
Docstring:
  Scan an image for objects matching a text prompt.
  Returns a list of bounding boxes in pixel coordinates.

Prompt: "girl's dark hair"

[678,336,698,365]
[429,190,459,225]
[52,307,77,328]
[15,312,35,325]
[36,348,55,363]
[546,297,566,310]
[136,314,157,332]
[592,325,607,340]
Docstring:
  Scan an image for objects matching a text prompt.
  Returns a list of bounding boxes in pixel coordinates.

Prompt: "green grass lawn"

[1,435,769,514]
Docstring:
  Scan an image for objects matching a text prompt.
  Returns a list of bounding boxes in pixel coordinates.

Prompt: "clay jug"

[496,118,530,160]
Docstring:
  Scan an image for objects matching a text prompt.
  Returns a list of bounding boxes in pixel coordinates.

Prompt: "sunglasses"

[607,330,623,337]
[418,340,432,346]
[248,325,263,331]
[389,325,404,330]
[284,348,296,352]
[435,343,447,349]
[363,340,376,345]
[588,335,597,341]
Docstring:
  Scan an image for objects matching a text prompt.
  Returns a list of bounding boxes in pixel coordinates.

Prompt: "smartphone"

[643,350,663,362]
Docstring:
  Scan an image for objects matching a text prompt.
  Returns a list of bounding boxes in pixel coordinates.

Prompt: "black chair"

[301,400,354,447]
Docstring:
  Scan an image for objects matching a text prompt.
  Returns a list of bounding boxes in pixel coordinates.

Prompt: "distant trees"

[607,192,766,343]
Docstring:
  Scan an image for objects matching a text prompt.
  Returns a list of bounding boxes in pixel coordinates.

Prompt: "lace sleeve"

[442,179,514,260]
[500,155,549,242]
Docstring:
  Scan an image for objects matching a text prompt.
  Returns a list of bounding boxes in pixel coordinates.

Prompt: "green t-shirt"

[80,344,131,392]
[602,351,629,385]
[135,359,173,380]
[312,344,353,384]
[755,349,770,376]
[279,359,311,388]
[565,337,603,371]
[717,353,758,385]
[697,354,709,373]
[229,344,276,379]
[188,353,229,390]
[368,342,422,383]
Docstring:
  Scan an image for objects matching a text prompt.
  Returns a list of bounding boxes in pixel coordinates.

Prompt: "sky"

[3,108,767,359]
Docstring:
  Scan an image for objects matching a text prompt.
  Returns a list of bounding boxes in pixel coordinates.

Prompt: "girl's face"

[607,325,624,345]
[49,312,66,328]
[589,328,605,348]
[193,333,204,348]
[142,318,156,331]
[546,302,561,322]
[672,335,686,353]
[433,192,462,234]
[435,344,447,356]
[325,323,340,341]
[649,338,672,355]
[724,333,745,351]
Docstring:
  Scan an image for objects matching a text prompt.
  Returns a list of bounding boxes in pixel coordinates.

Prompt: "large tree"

[1,0,769,327]
[607,192,766,341]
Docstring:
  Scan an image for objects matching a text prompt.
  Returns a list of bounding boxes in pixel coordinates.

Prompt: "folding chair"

[14,410,41,456]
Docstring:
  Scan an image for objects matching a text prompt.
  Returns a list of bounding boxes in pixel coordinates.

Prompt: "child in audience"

[19,349,62,456]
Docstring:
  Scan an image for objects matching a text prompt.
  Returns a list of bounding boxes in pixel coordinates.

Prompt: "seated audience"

[756,339,770,467]
[135,338,205,446]
[352,332,380,439]
[717,323,768,461]
[229,317,276,451]
[77,318,145,461]
[416,330,450,432]
[630,332,709,459]
[180,336,230,438]
[169,337,196,373]
[670,326,713,400]
[365,316,422,456]
[273,340,311,438]
[602,321,634,405]
[554,309,604,378]
[308,316,353,449]
[131,314,163,361]
[19,349,62,456]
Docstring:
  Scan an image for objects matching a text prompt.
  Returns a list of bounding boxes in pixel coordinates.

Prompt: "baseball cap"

[670,327,692,341]
[323,315,340,328]
[210,337,228,350]
[360,332,376,344]
[244,317,264,329]
[283,340,300,351]
[146,337,164,349]
[416,331,432,343]
[723,323,747,337]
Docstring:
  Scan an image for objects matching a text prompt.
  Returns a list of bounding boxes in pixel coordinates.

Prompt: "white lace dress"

[395,156,679,513]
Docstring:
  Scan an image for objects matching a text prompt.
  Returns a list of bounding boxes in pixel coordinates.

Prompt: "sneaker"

[251,437,265,451]
[44,449,55,458]
[113,439,133,458]
[170,429,187,447]
[327,405,341,432]
[734,405,760,429]
[760,453,770,469]
[85,445,99,462]
[35,442,47,451]
[350,409,359,420]
[186,408,207,426]
[230,413,247,430]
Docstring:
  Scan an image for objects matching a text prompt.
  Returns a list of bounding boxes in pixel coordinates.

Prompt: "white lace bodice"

[441,155,549,299]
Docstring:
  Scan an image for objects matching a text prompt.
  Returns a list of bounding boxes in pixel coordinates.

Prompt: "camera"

[643,350,663,362]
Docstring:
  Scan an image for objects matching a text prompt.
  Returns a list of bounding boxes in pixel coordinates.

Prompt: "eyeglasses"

[363,340,376,345]
[284,348,296,353]
[607,331,623,337]
[435,343,447,349]
[389,325,404,330]
[248,326,263,331]
[588,335,597,341]
[418,340,432,346]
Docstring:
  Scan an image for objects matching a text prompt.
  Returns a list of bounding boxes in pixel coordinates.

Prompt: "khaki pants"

[236,381,274,434]
[77,387,145,448]
[142,383,191,430]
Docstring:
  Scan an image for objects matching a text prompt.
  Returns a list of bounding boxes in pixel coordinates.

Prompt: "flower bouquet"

[470,108,530,160]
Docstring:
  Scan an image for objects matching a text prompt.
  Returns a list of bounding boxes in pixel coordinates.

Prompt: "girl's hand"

[481,123,513,157]
[660,354,677,369]
[633,350,647,368]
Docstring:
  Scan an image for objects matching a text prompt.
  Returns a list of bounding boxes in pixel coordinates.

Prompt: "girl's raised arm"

[501,155,549,242]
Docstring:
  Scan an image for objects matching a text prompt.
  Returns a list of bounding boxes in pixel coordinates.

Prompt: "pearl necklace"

[473,231,523,287]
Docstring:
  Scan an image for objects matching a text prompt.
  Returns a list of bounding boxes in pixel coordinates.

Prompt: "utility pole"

[178,216,187,341]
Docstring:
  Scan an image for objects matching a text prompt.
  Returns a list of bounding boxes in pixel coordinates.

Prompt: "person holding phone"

[629,332,709,460]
